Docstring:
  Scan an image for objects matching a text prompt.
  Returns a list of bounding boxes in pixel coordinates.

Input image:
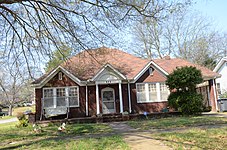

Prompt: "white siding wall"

[216,62,227,94]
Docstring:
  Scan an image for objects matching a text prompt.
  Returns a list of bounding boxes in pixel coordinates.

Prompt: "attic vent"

[58,72,63,80]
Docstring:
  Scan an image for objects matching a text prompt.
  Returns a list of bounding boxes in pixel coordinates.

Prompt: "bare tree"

[0,58,31,116]
[0,0,188,76]
[131,3,227,68]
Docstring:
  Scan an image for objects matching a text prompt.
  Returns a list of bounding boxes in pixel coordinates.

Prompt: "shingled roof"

[32,47,219,85]
[61,47,150,80]
[154,58,220,80]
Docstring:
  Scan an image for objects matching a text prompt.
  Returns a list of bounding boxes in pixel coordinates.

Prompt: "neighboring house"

[32,47,220,121]
[213,57,227,96]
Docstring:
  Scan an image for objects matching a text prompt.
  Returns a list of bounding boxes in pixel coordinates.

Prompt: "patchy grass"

[153,127,227,150]
[0,122,128,150]
[128,116,227,130]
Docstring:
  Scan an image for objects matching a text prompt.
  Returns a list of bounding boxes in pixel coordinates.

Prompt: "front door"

[101,87,115,114]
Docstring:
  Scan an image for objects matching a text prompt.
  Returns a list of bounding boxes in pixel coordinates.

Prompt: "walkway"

[0,117,18,124]
[108,122,171,150]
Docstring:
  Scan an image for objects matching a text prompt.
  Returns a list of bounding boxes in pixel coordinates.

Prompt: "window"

[149,68,154,75]
[148,84,157,101]
[42,86,79,108]
[69,87,79,107]
[56,88,66,107]
[136,84,146,102]
[58,72,63,80]
[216,83,221,95]
[160,83,169,100]
[136,83,169,103]
[43,89,54,108]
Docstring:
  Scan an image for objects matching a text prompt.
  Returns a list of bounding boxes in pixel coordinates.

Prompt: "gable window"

[136,83,169,103]
[43,86,79,108]
[58,72,63,80]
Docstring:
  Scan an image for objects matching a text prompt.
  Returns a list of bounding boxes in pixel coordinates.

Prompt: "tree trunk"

[8,105,13,116]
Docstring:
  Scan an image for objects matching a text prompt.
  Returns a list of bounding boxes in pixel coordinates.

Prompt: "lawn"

[0,122,128,150]
[128,116,227,130]
[153,127,227,150]
[128,116,227,150]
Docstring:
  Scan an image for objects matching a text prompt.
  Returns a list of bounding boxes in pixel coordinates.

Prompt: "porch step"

[102,114,124,122]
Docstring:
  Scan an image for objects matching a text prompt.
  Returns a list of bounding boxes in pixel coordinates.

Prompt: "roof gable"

[32,66,82,88]
[92,63,127,81]
[213,57,227,73]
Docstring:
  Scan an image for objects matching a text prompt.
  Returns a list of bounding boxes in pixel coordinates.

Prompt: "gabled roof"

[91,63,127,81]
[32,66,82,87]
[213,57,227,72]
[154,58,220,80]
[33,47,220,87]
[61,47,150,80]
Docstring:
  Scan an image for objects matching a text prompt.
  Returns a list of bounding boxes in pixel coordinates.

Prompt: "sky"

[195,0,227,32]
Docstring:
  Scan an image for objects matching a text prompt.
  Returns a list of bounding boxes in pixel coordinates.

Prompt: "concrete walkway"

[108,122,171,150]
[202,112,227,118]
[0,117,18,124]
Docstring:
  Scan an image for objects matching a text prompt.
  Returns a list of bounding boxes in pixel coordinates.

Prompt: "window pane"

[160,83,169,101]
[44,89,53,98]
[56,97,66,107]
[43,98,54,108]
[136,84,146,102]
[69,87,79,107]
[148,84,157,102]
[69,87,78,96]
[69,97,78,106]
[57,88,65,97]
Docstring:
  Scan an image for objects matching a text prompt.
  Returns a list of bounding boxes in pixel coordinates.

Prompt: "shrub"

[168,92,203,115]
[16,112,29,127]
[166,66,204,115]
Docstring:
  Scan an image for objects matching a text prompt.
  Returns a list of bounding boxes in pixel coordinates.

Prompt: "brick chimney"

[163,56,171,60]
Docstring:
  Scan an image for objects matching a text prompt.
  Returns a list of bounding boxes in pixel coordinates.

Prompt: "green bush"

[166,66,204,115]
[168,92,203,115]
[16,112,29,127]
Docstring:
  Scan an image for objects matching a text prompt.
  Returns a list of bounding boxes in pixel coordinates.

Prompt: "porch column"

[128,82,132,113]
[212,79,218,111]
[119,82,123,113]
[209,79,218,112]
[96,83,100,114]
[85,85,88,116]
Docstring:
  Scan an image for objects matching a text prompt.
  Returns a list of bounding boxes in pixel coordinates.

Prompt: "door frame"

[101,87,116,114]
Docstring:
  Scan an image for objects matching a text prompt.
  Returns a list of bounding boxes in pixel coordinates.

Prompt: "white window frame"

[43,86,79,108]
[136,84,146,103]
[136,82,169,103]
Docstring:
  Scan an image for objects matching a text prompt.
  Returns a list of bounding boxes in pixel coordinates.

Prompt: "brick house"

[32,47,220,120]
